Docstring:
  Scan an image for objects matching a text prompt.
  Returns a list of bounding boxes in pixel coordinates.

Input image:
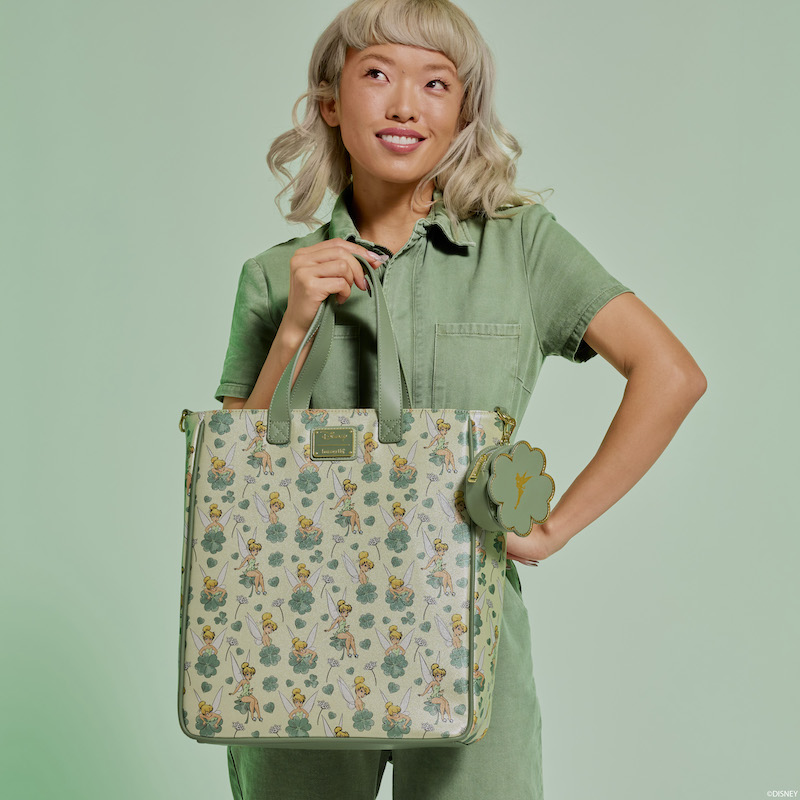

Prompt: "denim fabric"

[227,571,543,800]
[214,183,634,426]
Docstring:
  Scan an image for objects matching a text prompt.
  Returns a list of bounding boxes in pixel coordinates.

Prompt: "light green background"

[4,1,797,798]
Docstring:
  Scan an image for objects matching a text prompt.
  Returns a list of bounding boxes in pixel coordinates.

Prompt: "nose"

[386,78,419,123]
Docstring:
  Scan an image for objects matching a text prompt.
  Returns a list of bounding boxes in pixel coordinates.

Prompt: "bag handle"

[266,254,412,445]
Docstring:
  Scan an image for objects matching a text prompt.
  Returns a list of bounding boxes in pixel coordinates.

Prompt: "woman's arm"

[222,319,315,411]
[507,291,707,563]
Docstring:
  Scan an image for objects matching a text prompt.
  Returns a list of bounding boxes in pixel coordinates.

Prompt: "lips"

[376,128,425,139]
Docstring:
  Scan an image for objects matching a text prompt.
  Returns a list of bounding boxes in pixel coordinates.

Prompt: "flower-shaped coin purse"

[464,408,555,536]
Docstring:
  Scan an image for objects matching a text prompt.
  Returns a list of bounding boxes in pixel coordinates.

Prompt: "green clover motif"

[487,441,555,535]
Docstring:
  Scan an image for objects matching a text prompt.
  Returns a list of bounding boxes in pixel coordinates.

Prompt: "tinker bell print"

[337,674,371,712]
[191,623,228,657]
[292,500,325,546]
[380,687,413,732]
[242,413,274,476]
[291,443,320,473]
[206,441,237,482]
[418,653,454,723]
[194,686,223,731]
[286,622,320,666]
[198,561,228,606]
[423,411,456,474]
[379,499,417,542]
[382,560,415,602]
[253,490,285,526]
[229,650,263,723]
[324,589,358,658]
[437,488,468,527]
[421,529,455,596]
[342,549,375,586]
[245,611,278,647]
[322,712,350,738]
[434,612,468,651]
[279,686,319,720]
[197,503,234,541]
[357,431,379,465]
[284,562,322,594]
[233,530,266,594]
[386,439,418,480]
[472,647,487,694]
[331,469,363,534]
[376,623,415,656]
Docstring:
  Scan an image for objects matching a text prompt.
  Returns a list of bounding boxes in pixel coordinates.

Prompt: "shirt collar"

[328,182,476,248]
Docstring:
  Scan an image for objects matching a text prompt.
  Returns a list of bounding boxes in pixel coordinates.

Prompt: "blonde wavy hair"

[266,0,552,231]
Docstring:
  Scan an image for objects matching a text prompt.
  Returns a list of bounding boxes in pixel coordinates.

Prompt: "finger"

[300,259,367,294]
[304,244,377,290]
[312,239,385,268]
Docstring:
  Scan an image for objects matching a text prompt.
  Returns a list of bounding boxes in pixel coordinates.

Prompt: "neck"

[348,173,435,252]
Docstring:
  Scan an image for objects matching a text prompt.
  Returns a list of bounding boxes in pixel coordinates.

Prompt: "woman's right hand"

[282,238,386,336]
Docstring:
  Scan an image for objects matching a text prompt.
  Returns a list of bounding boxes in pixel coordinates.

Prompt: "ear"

[319,97,339,128]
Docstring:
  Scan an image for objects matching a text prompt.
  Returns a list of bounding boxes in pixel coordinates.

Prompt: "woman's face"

[321,42,465,189]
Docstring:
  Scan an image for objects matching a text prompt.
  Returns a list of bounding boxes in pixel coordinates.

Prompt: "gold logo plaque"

[311,426,356,460]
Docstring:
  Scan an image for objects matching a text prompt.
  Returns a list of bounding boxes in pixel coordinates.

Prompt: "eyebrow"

[356,51,457,78]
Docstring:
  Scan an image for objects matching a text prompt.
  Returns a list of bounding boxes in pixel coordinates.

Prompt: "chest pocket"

[309,324,360,409]
[432,321,521,411]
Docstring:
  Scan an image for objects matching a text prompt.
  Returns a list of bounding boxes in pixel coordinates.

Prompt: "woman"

[216,0,706,797]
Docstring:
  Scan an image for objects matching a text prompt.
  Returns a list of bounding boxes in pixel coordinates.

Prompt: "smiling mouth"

[376,134,425,144]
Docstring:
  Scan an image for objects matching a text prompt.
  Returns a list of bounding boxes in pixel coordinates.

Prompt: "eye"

[428,78,450,90]
[364,68,387,80]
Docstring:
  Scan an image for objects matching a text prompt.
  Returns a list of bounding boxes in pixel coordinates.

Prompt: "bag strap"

[267,254,411,445]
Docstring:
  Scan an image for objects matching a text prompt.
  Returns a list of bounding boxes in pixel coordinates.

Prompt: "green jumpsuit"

[216,183,634,800]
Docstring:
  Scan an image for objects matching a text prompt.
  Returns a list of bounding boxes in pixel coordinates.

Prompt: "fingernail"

[368,252,388,263]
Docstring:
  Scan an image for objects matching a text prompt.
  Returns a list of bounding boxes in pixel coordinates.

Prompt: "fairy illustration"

[322,712,350,738]
[418,654,454,723]
[421,530,455,596]
[331,470,363,534]
[437,487,469,527]
[245,611,278,648]
[472,647,487,695]
[253,490,285,526]
[229,651,263,722]
[243,414,273,476]
[198,562,228,610]
[423,412,456,473]
[191,623,227,658]
[387,440,418,486]
[488,620,500,658]
[233,530,266,594]
[382,559,415,609]
[279,686,319,721]
[292,443,320,473]
[206,441,236,483]
[360,431,379,465]
[380,687,413,733]
[194,686,223,733]
[338,674,371,713]
[284,562,322,595]
[292,500,325,548]
[376,624,415,657]
[379,499,417,554]
[342,550,375,586]
[286,622,319,670]
[435,613,467,651]
[324,589,358,658]
[196,503,234,553]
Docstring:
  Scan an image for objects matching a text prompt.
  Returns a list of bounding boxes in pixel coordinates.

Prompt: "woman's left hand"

[505,521,565,566]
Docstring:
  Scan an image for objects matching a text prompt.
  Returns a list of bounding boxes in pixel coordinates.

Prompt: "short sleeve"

[214,258,278,404]
[522,206,634,363]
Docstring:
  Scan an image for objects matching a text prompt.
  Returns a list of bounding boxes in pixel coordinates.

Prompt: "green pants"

[227,572,544,799]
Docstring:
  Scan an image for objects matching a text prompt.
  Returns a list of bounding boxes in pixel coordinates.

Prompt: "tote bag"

[177,255,517,748]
